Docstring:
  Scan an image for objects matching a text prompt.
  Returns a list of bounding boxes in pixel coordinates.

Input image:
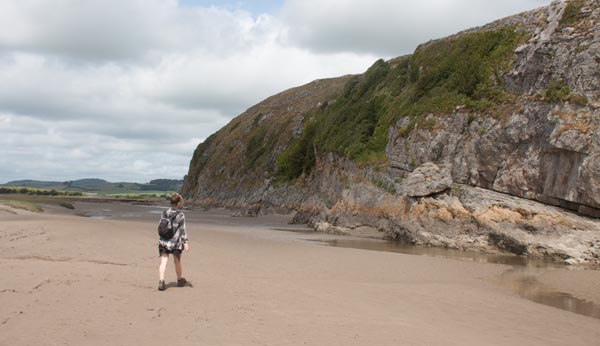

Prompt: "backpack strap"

[170,211,181,229]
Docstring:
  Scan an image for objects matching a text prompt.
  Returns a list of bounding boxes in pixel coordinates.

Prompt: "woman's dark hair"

[170,193,183,207]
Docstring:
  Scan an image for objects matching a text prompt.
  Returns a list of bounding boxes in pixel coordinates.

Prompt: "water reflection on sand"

[311,238,600,320]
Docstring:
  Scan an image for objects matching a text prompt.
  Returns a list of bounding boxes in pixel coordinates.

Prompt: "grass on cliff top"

[560,0,586,28]
[276,27,525,181]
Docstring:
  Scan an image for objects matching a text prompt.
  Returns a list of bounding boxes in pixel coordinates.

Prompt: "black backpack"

[158,210,180,239]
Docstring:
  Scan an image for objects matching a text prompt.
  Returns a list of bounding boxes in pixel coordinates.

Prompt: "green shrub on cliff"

[560,0,585,28]
[545,80,571,102]
[409,27,521,102]
[545,79,588,105]
[276,27,524,181]
[276,120,318,180]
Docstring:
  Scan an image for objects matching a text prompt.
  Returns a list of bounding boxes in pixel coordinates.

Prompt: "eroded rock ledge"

[290,161,600,265]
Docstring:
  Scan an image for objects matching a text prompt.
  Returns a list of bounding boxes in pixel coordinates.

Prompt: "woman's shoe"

[177,277,187,287]
[158,280,166,291]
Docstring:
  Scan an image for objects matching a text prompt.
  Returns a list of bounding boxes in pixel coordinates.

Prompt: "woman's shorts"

[158,246,182,258]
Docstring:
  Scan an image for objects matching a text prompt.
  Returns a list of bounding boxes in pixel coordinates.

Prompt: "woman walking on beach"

[158,193,189,291]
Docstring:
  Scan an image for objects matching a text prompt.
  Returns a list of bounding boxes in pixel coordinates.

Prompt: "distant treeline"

[141,179,183,191]
[0,186,83,196]
[2,178,183,193]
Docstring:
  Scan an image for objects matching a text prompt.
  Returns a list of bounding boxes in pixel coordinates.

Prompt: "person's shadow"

[165,281,194,289]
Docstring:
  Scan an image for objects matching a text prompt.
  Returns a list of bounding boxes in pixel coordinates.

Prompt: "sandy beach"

[1,203,599,346]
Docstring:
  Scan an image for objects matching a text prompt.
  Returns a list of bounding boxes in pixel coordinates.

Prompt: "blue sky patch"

[179,0,283,15]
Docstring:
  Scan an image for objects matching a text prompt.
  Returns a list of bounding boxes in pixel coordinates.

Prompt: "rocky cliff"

[182,0,600,264]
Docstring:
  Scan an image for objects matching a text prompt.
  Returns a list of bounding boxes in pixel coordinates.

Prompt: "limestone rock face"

[382,0,600,216]
[503,1,600,99]
[387,101,600,217]
[401,163,452,197]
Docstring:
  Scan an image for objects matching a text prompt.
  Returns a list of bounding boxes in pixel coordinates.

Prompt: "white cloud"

[0,113,199,182]
[0,0,550,183]
[144,46,378,113]
[0,0,164,61]
[0,0,286,62]
[282,0,550,56]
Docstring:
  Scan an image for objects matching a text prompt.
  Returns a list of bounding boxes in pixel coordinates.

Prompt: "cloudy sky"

[0,0,550,183]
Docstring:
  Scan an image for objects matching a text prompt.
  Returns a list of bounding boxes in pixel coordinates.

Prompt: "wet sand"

[1,202,599,346]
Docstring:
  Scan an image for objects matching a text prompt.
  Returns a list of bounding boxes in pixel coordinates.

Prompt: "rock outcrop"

[182,0,600,265]
[288,160,600,265]
[400,162,453,197]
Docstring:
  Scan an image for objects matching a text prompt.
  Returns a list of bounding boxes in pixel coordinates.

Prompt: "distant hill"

[2,178,183,194]
[66,178,108,187]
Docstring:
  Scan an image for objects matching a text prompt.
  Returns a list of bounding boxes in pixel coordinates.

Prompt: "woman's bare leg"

[159,254,169,281]
[173,255,183,280]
